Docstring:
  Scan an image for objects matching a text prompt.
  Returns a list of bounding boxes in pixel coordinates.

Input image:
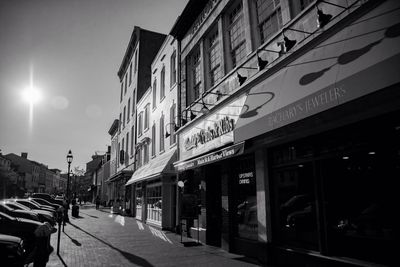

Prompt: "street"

[43,205,261,267]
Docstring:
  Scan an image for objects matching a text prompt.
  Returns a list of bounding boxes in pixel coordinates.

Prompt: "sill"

[160,96,165,103]
[138,133,142,138]
[170,82,177,91]
[143,128,149,134]
[159,150,165,155]
[169,142,177,148]
[151,155,156,159]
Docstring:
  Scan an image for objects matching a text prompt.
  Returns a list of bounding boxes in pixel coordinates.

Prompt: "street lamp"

[66,150,73,201]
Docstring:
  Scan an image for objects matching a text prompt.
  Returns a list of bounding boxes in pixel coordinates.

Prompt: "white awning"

[125,149,177,186]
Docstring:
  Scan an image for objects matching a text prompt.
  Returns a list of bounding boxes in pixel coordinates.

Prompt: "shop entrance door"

[206,166,222,247]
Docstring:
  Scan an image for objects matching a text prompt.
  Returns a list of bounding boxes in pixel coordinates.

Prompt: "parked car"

[0,211,42,255]
[0,234,28,267]
[13,199,55,215]
[31,198,62,210]
[0,202,40,223]
[4,201,55,226]
[32,193,63,206]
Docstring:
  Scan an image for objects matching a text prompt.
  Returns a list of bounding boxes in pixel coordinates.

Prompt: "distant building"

[5,153,39,194]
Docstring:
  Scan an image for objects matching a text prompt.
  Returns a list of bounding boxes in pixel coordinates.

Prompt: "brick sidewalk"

[33,207,262,267]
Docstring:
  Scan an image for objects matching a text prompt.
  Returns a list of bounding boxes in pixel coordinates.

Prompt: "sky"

[0,0,188,172]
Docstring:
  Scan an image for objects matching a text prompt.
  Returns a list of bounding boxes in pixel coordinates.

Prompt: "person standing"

[95,195,100,210]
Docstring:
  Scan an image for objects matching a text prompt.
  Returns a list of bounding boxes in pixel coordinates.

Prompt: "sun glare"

[22,87,42,105]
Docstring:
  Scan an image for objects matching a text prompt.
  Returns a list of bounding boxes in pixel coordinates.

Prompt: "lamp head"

[284,36,297,52]
[67,150,73,164]
[317,8,332,28]
[237,72,247,86]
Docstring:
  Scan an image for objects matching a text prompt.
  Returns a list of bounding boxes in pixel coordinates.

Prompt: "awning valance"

[106,170,133,183]
[125,149,177,186]
[174,142,244,172]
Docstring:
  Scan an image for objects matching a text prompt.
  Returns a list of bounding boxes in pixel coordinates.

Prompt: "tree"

[0,165,21,198]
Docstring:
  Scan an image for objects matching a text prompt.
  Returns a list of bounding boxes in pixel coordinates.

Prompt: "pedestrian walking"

[32,222,56,267]
[95,195,100,210]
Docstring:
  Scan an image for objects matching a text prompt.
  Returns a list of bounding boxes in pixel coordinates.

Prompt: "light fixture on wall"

[190,109,196,120]
[236,66,258,86]
[200,95,210,114]
[316,6,333,28]
[165,122,180,138]
[282,27,313,53]
[256,47,284,71]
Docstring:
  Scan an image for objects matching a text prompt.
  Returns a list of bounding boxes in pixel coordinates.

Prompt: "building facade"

[108,26,166,214]
[126,35,179,229]
[171,0,399,265]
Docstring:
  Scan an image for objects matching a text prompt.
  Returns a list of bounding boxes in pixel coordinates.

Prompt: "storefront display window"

[146,184,162,224]
[234,154,258,240]
[270,111,398,264]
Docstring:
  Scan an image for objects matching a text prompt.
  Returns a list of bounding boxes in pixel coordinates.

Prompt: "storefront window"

[146,184,162,224]
[234,154,258,240]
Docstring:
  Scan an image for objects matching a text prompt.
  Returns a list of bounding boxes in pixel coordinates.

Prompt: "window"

[146,185,162,224]
[134,50,138,73]
[289,0,313,18]
[229,2,246,67]
[160,66,166,100]
[153,79,157,109]
[170,51,177,86]
[127,98,131,122]
[137,146,142,168]
[132,89,136,114]
[120,82,123,102]
[207,27,221,87]
[256,0,283,43]
[143,143,149,164]
[124,74,128,94]
[131,125,135,155]
[129,62,132,85]
[160,114,165,152]
[117,142,120,166]
[151,123,156,157]
[126,132,129,161]
[121,138,125,165]
[144,104,150,130]
[187,47,201,105]
[138,112,143,136]
[123,106,126,128]
[119,113,122,132]
[170,104,176,145]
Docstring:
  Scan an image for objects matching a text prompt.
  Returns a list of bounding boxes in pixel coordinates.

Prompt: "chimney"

[21,152,28,159]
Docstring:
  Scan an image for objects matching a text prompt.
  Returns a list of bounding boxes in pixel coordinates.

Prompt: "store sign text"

[184,116,235,151]
[239,172,254,185]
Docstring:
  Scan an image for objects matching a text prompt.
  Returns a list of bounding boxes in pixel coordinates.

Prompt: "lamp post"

[66,150,73,201]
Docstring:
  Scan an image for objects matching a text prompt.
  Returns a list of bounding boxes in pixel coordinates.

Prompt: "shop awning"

[234,11,400,143]
[125,149,177,186]
[106,169,133,183]
[174,142,245,172]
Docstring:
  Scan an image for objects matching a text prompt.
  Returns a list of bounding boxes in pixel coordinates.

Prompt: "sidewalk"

[43,207,263,267]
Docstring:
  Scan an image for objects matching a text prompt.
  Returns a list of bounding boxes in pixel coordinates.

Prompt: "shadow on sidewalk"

[56,253,68,267]
[64,231,82,246]
[78,211,98,218]
[69,222,154,267]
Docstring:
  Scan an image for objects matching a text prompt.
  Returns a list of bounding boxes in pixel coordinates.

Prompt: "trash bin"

[72,205,79,217]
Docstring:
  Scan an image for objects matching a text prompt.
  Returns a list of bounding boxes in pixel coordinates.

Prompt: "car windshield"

[6,202,29,211]
[16,200,39,209]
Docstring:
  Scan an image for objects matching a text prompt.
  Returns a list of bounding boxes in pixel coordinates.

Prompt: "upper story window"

[136,146,142,168]
[160,66,166,100]
[143,143,149,164]
[124,74,128,94]
[160,114,165,152]
[138,111,143,136]
[132,89,136,114]
[229,2,246,67]
[134,50,138,73]
[127,98,131,122]
[289,0,313,19]
[126,132,129,160]
[123,106,126,128]
[170,103,176,145]
[131,125,135,156]
[129,62,133,85]
[144,104,150,130]
[153,79,157,109]
[119,113,122,132]
[256,0,283,43]
[207,27,222,88]
[120,82,123,102]
[187,47,202,106]
[170,51,177,86]
[151,123,156,157]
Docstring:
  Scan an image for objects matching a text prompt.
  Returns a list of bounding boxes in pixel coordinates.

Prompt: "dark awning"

[174,142,244,172]
[234,8,400,143]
